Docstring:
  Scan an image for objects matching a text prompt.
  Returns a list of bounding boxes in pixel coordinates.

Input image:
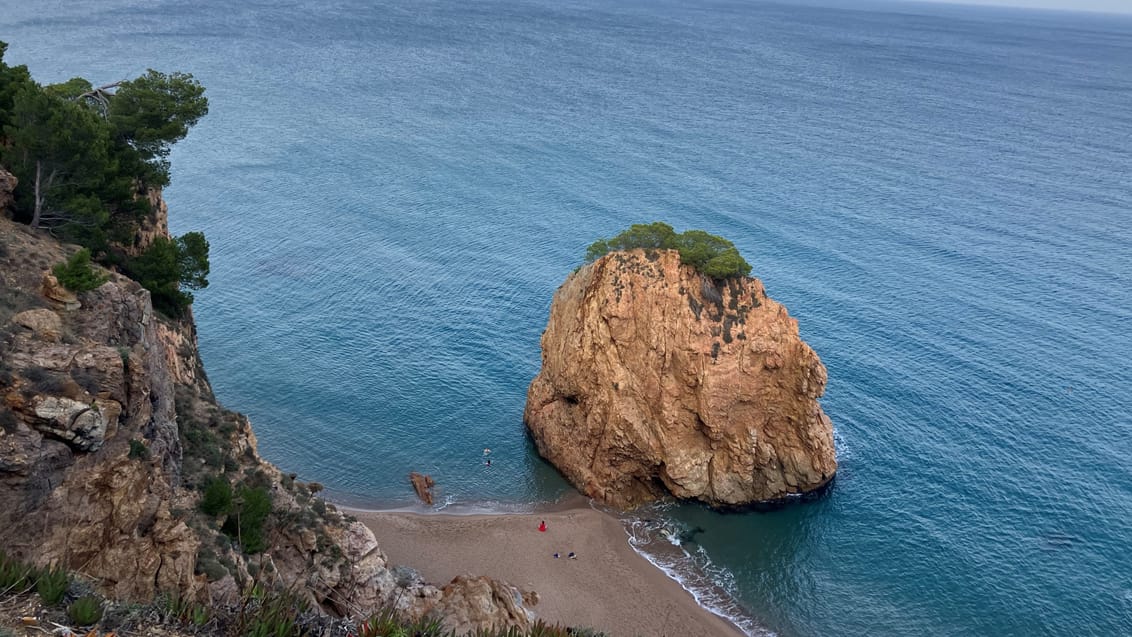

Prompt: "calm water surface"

[4,1,1131,634]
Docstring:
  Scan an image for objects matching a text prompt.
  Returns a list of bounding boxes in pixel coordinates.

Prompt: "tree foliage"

[44,77,92,100]
[4,84,111,229]
[0,42,32,124]
[200,476,233,517]
[124,233,210,317]
[585,222,753,279]
[52,248,109,293]
[175,231,211,290]
[108,70,208,186]
[0,41,211,318]
[222,485,273,554]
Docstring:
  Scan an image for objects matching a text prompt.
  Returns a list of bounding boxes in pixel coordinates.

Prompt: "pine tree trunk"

[31,160,42,229]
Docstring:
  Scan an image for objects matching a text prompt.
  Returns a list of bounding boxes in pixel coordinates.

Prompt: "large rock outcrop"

[0,218,198,600]
[525,249,836,509]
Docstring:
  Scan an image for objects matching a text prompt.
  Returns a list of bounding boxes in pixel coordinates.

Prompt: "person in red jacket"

[538,520,547,532]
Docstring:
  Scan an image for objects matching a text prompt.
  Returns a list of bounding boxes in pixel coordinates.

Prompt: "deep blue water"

[5,0,1132,634]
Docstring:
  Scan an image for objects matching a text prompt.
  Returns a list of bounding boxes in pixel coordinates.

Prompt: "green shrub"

[67,595,103,625]
[222,485,273,554]
[175,389,228,479]
[159,592,190,621]
[123,233,209,318]
[159,592,212,626]
[559,627,609,637]
[0,551,34,592]
[358,609,445,637]
[128,439,150,460]
[311,499,327,518]
[585,222,752,279]
[190,603,210,626]
[197,556,227,582]
[52,248,108,292]
[35,565,68,605]
[236,587,309,637]
[199,476,232,516]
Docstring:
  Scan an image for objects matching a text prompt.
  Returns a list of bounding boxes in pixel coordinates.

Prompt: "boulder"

[41,272,80,311]
[524,249,836,509]
[409,471,435,505]
[428,575,536,634]
[11,309,63,342]
[31,396,116,452]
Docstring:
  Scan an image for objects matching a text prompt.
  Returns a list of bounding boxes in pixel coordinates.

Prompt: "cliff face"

[0,216,198,599]
[0,180,535,631]
[524,249,836,509]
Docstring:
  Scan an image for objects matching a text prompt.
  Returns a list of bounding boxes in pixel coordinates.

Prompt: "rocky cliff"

[0,170,535,632]
[525,249,836,509]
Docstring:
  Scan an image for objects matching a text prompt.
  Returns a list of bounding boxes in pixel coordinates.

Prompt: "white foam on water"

[620,513,776,637]
[429,497,539,515]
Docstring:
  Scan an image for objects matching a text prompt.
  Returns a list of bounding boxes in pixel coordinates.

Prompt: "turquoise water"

[5,1,1132,634]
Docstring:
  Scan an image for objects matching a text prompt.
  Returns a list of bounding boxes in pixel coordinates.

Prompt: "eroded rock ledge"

[524,249,836,509]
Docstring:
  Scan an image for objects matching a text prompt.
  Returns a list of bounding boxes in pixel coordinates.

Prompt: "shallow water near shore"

[5,0,1132,635]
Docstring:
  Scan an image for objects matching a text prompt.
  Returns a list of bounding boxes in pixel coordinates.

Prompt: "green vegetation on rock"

[127,438,150,460]
[199,476,233,516]
[52,248,108,292]
[222,485,273,554]
[67,595,104,626]
[198,475,272,554]
[35,565,69,605]
[0,551,34,592]
[0,41,210,317]
[123,232,210,317]
[585,221,752,279]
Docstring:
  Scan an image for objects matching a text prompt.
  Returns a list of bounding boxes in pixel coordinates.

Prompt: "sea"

[4,0,1131,634]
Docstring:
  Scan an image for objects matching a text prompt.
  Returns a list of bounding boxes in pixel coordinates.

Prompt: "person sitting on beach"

[568,551,576,559]
[538,520,547,532]
[553,552,560,558]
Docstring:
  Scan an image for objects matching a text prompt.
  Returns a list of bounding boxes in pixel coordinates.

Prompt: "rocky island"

[525,224,837,509]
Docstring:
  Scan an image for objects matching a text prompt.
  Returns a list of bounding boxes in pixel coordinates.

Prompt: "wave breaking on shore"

[620,506,772,637]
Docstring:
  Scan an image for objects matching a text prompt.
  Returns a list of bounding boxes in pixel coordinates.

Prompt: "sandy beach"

[350,503,744,637]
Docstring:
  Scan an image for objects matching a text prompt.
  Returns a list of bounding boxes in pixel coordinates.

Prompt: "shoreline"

[344,500,748,637]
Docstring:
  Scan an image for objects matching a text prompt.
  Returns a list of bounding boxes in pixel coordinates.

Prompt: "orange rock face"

[524,249,836,509]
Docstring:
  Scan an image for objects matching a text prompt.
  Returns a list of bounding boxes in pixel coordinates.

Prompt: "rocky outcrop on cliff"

[0,208,536,631]
[525,249,836,509]
[0,218,197,599]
